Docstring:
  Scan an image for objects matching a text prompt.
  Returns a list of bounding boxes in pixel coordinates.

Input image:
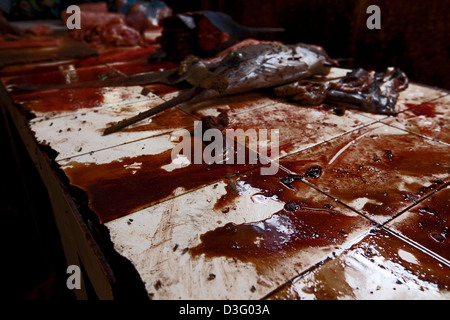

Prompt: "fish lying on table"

[13,42,408,135]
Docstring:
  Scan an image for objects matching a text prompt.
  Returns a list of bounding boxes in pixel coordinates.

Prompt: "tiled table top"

[2,45,449,300]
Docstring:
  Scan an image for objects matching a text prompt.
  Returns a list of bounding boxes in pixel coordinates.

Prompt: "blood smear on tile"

[13,88,105,112]
[63,137,261,223]
[281,129,450,219]
[405,102,439,117]
[393,186,450,261]
[191,169,363,265]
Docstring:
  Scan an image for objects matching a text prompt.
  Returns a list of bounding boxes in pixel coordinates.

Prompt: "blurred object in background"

[9,0,61,20]
[0,0,13,15]
[0,14,24,37]
[60,2,124,28]
[119,0,171,43]
[158,11,284,60]
[221,0,450,90]
[119,0,171,31]
[62,1,171,47]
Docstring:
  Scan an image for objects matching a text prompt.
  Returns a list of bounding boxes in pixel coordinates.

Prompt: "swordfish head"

[192,42,334,102]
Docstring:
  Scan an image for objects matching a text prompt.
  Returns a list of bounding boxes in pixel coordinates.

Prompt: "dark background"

[165,0,449,90]
[2,0,449,300]
[6,0,450,89]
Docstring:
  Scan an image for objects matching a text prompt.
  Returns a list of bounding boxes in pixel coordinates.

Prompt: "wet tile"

[280,123,450,223]
[30,95,195,160]
[15,86,149,118]
[382,94,450,145]
[0,59,73,78]
[225,101,375,159]
[59,133,263,223]
[268,228,450,300]
[105,166,372,299]
[387,184,450,262]
[3,64,123,92]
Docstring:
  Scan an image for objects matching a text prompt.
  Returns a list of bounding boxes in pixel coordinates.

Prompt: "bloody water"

[13,87,105,112]
[405,102,439,117]
[269,228,450,300]
[3,64,123,88]
[191,167,365,263]
[281,127,450,219]
[64,136,262,223]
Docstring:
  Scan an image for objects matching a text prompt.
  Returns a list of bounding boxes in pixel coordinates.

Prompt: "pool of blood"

[393,186,450,261]
[63,136,262,223]
[3,64,123,88]
[13,88,105,112]
[280,128,450,218]
[0,47,159,78]
[404,102,439,117]
[191,167,364,263]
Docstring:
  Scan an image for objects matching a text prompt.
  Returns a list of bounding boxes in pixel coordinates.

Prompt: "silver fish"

[103,43,333,134]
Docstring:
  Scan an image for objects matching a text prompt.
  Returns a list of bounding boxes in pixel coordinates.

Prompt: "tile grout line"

[176,91,284,119]
[56,125,195,162]
[34,77,450,162]
[381,226,450,268]
[264,119,449,232]
[261,227,376,300]
[273,118,383,171]
[380,181,450,227]
[377,91,450,146]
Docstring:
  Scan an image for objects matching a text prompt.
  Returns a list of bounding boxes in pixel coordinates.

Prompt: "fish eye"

[228,51,244,61]
[223,51,245,66]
